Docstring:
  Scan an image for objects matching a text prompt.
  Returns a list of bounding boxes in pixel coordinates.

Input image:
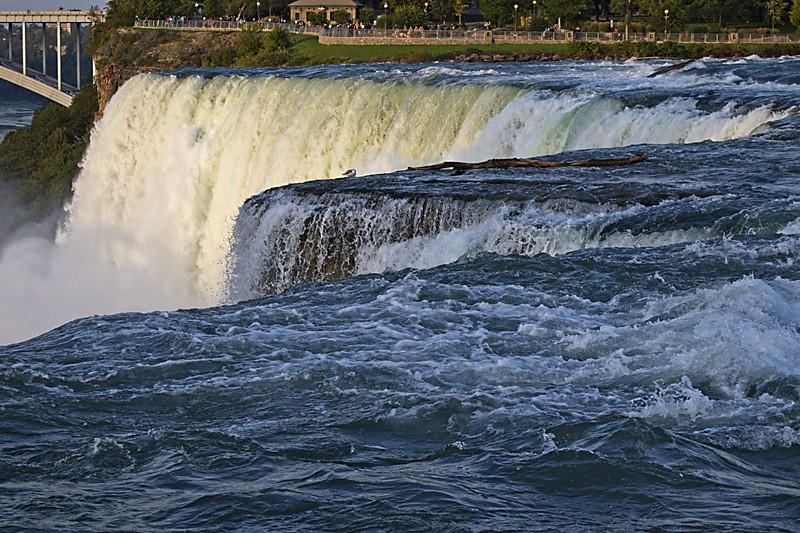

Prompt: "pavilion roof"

[288,0,362,7]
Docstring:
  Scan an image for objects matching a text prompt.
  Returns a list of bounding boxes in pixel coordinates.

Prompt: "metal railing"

[133,20,798,45]
[134,18,318,34]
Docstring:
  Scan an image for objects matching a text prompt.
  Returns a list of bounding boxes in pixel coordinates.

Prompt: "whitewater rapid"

[0,62,794,344]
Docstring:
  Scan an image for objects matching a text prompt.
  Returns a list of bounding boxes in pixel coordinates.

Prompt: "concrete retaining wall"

[320,35,494,45]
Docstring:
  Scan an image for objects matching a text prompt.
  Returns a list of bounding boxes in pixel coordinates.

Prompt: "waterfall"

[0,68,789,343]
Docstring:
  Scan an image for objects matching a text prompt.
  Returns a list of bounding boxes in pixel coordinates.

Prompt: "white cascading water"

[0,72,789,344]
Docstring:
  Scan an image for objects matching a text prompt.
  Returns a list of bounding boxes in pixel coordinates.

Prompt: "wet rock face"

[96,63,122,117]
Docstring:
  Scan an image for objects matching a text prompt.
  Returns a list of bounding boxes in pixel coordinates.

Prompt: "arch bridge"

[0,10,104,107]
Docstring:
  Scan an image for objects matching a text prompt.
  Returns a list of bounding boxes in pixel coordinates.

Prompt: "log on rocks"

[407,154,646,172]
[647,59,695,78]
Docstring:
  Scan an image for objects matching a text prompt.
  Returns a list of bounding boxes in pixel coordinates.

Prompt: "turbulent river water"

[1,57,800,531]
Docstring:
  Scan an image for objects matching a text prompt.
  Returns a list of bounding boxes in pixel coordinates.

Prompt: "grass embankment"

[111,28,800,68]
[291,34,572,63]
[294,34,800,62]
[564,39,800,59]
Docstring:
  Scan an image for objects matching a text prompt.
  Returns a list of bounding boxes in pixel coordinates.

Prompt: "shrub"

[237,24,265,57]
[204,45,237,67]
[359,8,375,24]
[567,41,605,59]
[792,0,800,34]
[265,27,293,52]
[333,10,350,25]
[393,5,426,28]
[0,86,98,215]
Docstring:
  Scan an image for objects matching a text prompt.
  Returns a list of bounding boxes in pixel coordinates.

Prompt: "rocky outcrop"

[95,63,123,118]
[92,28,240,115]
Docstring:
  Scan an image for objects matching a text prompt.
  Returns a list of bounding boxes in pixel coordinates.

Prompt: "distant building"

[463,0,484,23]
[288,0,362,24]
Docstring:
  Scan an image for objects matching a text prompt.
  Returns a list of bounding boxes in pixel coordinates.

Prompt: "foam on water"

[0,64,794,343]
[232,189,800,298]
[21,255,798,449]
[780,217,800,235]
[2,60,800,531]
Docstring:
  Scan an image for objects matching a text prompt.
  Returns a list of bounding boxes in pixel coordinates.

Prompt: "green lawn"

[290,33,800,64]
[291,34,571,63]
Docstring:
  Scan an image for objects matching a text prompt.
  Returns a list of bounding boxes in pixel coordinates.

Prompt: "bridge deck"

[0,10,101,107]
[0,62,73,107]
[0,11,101,24]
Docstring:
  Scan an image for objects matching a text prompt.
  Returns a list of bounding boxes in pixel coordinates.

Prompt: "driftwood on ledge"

[407,154,647,172]
[647,59,695,78]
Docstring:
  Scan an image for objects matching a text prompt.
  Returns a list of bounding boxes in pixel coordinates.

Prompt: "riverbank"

[100,28,800,74]
[2,25,799,227]
[92,28,800,108]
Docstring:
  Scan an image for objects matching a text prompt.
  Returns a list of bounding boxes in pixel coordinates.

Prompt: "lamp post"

[384,2,388,32]
[625,0,630,41]
[514,4,518,35]
[532,0,537,19]
[256,0,260,21]
[664,9,669,36]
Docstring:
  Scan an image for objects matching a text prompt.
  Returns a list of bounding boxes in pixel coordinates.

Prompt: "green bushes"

[206,45,238,67]
[792,0,800,34]
[204,26,301,67]
[567,41,607,59]
[333,10,351,25]
[0,86,98,215]
[94,29,178,71]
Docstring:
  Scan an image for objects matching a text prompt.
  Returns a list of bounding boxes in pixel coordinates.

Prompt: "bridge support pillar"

[57,22,62,91]
[21,21,25,75]
[41,23,46,77]
[0,10,104,107]
[75,23,81,90]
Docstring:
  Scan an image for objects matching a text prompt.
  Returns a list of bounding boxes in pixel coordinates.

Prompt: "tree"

[105,0,139,26]
[237,23,264,56]
[453,0,468,25]
[359,7,375,23]
[138,0,182,19]
[792,0,800,33]
[90,0,139,53]
[610,0,634,33]
[765,0,788,29]
[480,0,516,26]
[591,0,611,21]
[307,11,324,25]
[0,86,98,215]
[689,0,745,28]
[203,0,226,18]
[265,26,293,49]
[394,4,427,26]
[637,0,684,32]
[333,9,351,24]
[255,27,296,65]
[540,0,591,27]
[224,0,250,19]
[429,0,452,25]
